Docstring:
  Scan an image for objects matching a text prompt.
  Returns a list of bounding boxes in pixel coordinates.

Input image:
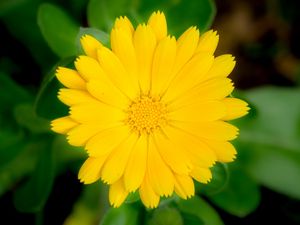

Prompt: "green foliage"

[209,168,261,217]
[197,163,229,195]
[100,204,141,225]
[236,87,300,199]
[87,0,137,31]
[38,3,79,58]
[13,136,55,212]
[147,206,184,225]
[177,196,224,225]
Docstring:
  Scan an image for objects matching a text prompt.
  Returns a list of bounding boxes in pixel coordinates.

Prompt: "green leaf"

[0,128,25,168]
[0,72,31,108]
[14,136,55,212]
[125,191,140,204]
[14,103,50,133]
[209,169,260,217]
[238,87,300,152]
[235,87,300,199]
[100,204,140,225]
[1,1,57,69]
[35,57,74,120]
[180,212,204,225]
[196,163,229,195]
[38,3,79,58]
[0,0,29,17]
[76,27,110,54]
[177,196,224,225]
[64,184,106,225]
[87,0,136,31]
[147,206,183,225]
[238,141,300,200]
[138,0,216,34]
[0,140,40,197]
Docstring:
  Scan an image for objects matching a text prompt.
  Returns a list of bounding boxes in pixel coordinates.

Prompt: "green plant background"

[1,0,300,224]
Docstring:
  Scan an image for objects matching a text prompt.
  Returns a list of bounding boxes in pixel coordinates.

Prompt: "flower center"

[126,96,167,134]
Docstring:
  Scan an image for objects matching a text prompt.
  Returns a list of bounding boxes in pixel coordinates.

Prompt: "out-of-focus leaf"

[1,0,57,69]
[14,136,55,212]
[0,0,28,17]
[209,169,260,217]
[236,87,300,199]
[100,203,140,225]
[0,128,24,168]
[238,141,300,200]
[35,57,74,120]
[76,27,110,54]
[177,196,224,225]
[0,140,39,196]
[138,0,216,34]
[196,163,229,195]
[125,191,140,204]
[87,0,136,31]
[147,206,183,225]
[180,212,204,225]
[14,103,49,133]
[64,184,104,225]
[38,3,79,58]
[238,87,300,151]
[0,72,31,108]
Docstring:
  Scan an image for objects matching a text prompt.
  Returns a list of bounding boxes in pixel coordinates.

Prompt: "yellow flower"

[51,11,249,208]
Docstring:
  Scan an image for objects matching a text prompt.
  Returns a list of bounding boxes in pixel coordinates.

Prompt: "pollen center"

[126,96,167,134]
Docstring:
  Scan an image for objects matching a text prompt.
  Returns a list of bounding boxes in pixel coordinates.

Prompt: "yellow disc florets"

[126,96,167,134]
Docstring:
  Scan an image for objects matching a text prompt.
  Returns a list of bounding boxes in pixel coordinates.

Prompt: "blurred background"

[1,0,300,224]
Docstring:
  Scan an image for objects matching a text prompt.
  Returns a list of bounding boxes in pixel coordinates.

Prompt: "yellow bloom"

[51,11,249,208]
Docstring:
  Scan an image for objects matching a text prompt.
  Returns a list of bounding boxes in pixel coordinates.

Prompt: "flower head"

[51,11,249,208]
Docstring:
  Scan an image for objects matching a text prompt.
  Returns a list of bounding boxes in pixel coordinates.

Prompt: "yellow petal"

[139,173,160,208]
[163,53,214,102]
[69,102,124,123]
[133,24,157,93]
[147,11,167,41]
[86,79,129,109]
[173,121,239,141]
[58,88,97,106]
[221,98,249,120]
[109,179,129,208]
[153,132,191,175]
[67,123,118,147]
[56,67,86,90]
[80,35,103,59]
[151,36,176,95]
[169,100,225,122]
[196,30,219,54]
[190,167,212,184]
[75,56,106,81]
[51,116,78,134]
[97,46,138,99]
[111,28,138,84]
[85,126,130,157]
[174,174,195,199]
[148,138,174,196]
[124,135,148,192]
[78,157,107,184]
[204,140,237,162]
[206,54,236,79]
[163,126,217,167]
[172,27,199,76]
[168,78,234,109]
[114,16,134,38]
[101,134,137,184]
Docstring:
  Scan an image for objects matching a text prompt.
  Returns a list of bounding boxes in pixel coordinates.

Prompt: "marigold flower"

[51,11,249,208]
